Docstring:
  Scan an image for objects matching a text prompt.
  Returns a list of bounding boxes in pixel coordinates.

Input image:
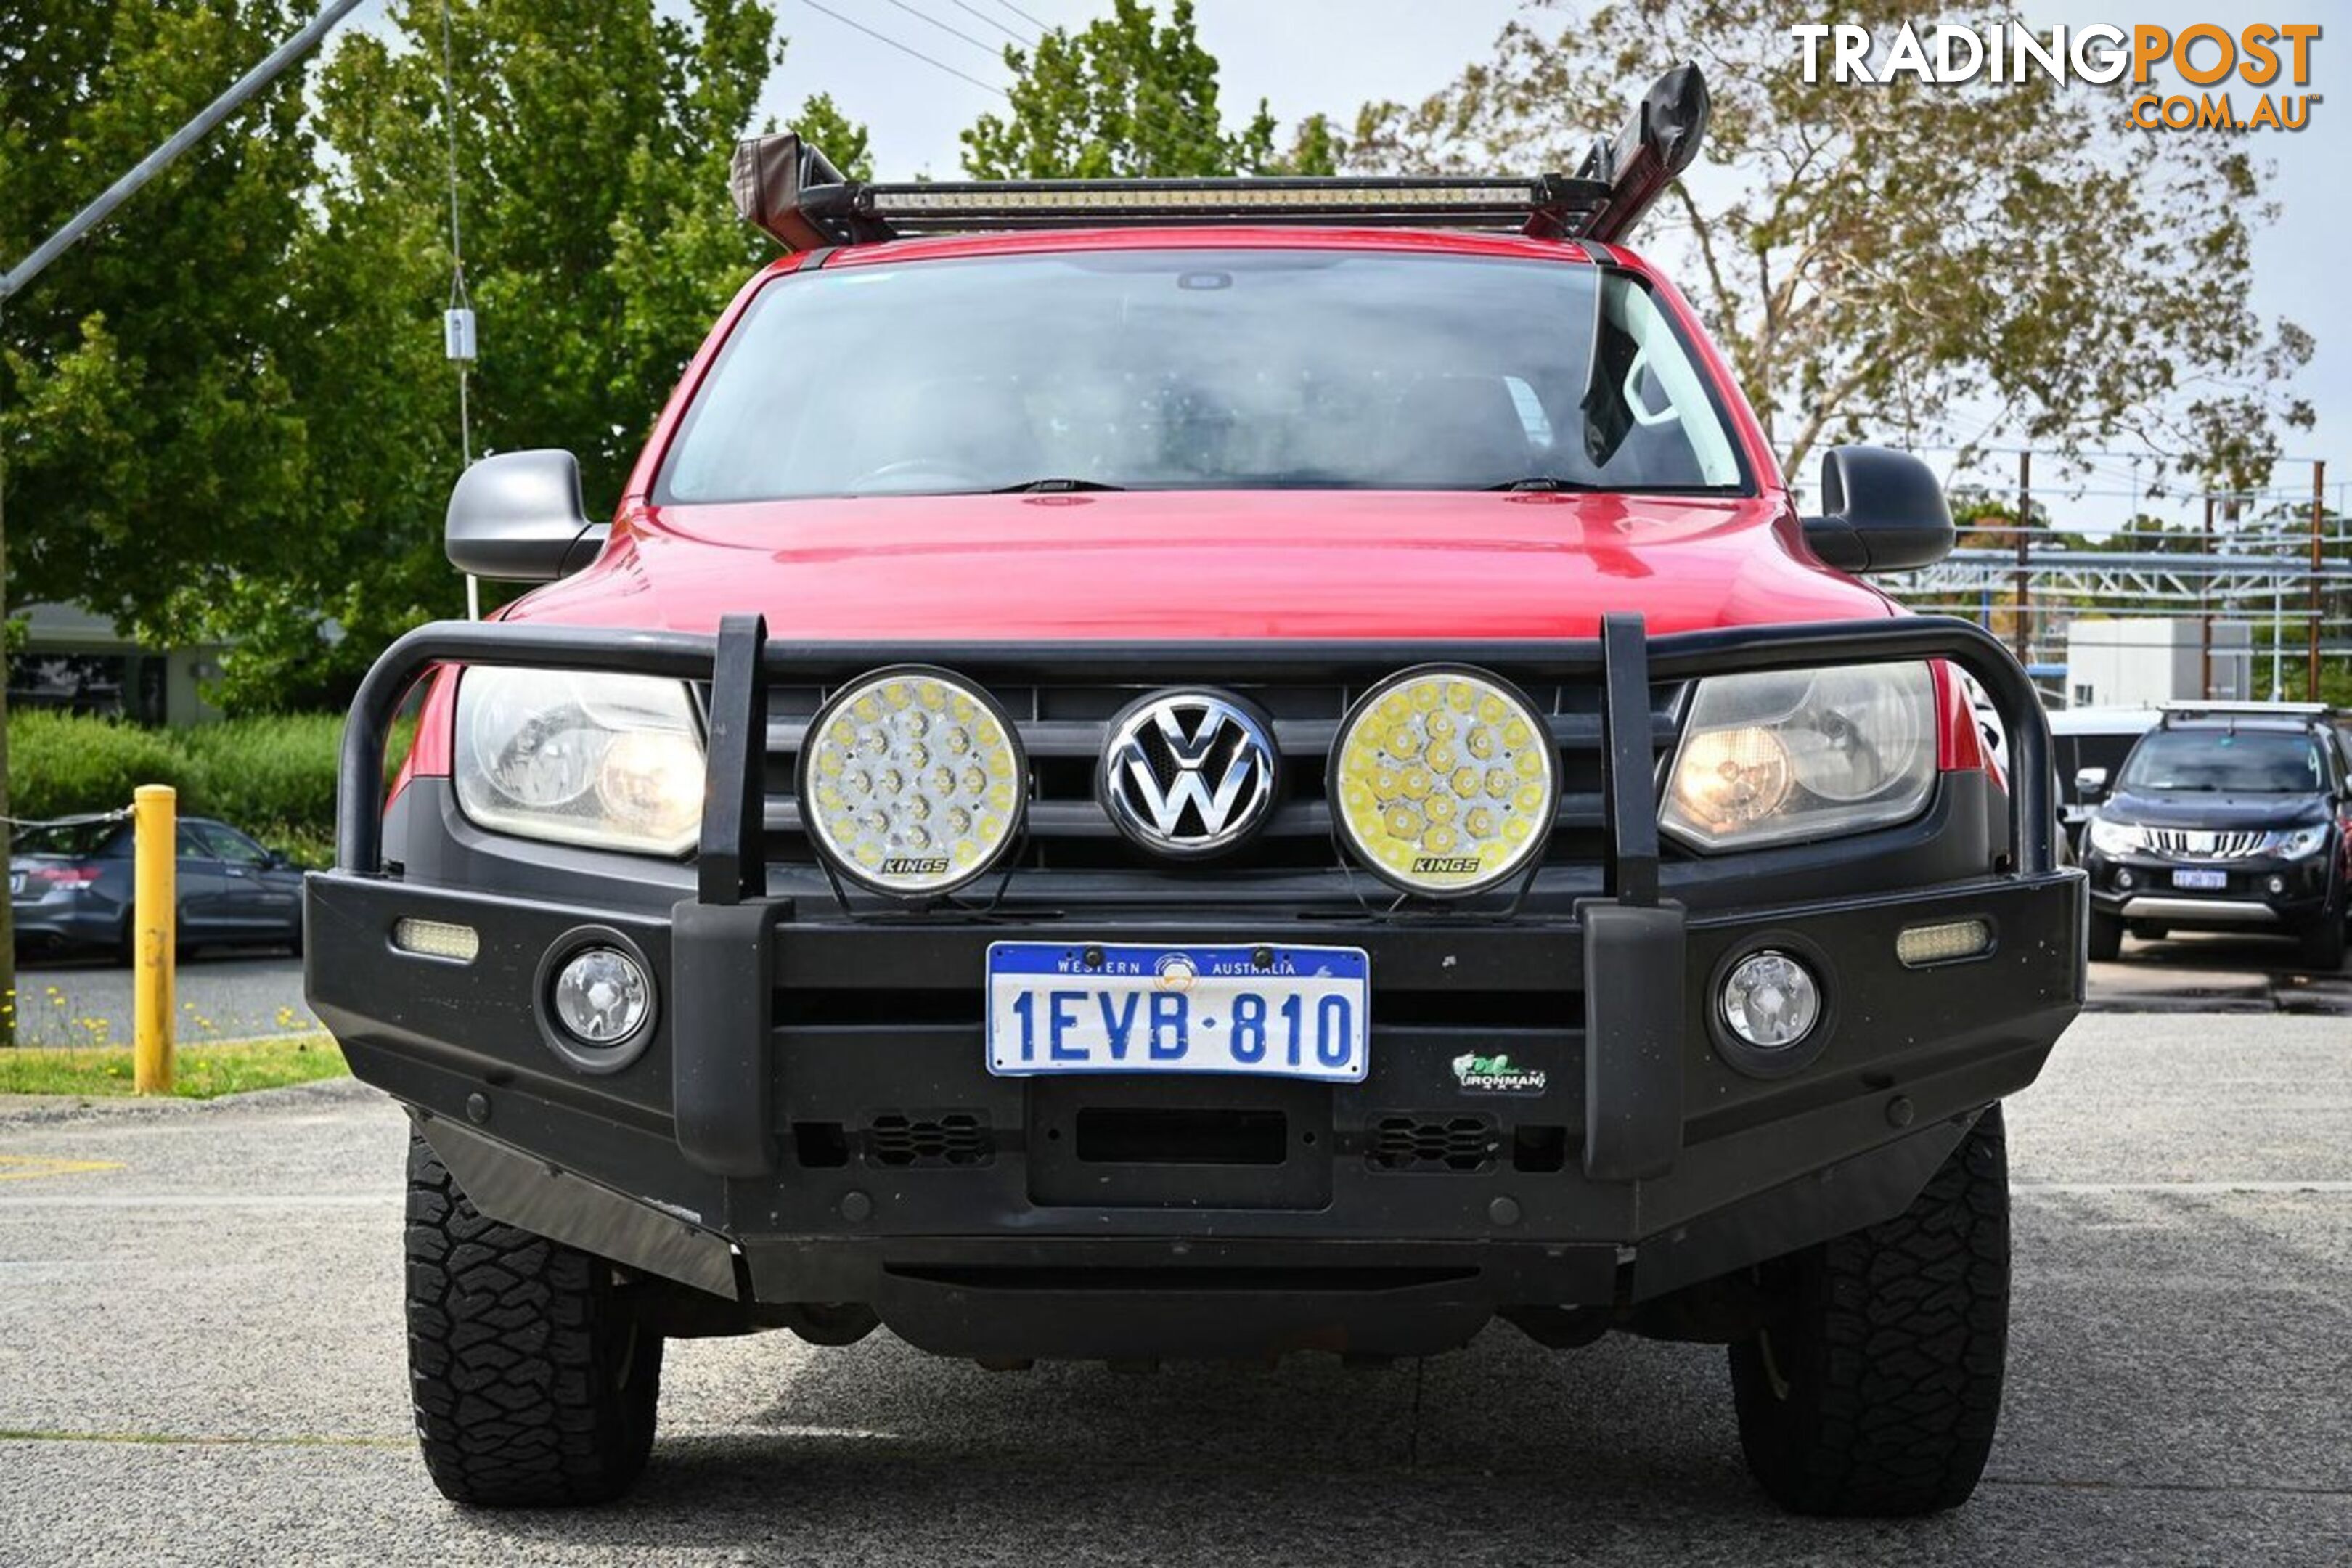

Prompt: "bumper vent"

[2144,828,2267,860]
[1368,1114,1500,1173]
[865,1111,992,1169]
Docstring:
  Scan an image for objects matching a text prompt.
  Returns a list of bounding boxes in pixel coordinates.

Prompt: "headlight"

[1662,662,1936,851]
[2266,825,2328,859]
[1329,666,1556,895]
[800,666,1026,896]
[2086,817,2145,857]
[454,669,703,855]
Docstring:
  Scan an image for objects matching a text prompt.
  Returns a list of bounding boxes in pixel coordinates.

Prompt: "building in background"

[2064,617,2251,709]
[9,603,226,726]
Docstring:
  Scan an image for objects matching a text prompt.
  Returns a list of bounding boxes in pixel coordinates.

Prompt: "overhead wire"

[948,0,1033,45]
[987,0,1051,33]
[794,0,1008,97]
[875,0,1001,56]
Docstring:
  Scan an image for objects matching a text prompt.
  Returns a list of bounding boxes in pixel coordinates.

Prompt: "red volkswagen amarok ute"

[305,65,2085,1517]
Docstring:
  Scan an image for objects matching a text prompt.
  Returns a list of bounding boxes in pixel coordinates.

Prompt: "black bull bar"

[329,613,2067,1185]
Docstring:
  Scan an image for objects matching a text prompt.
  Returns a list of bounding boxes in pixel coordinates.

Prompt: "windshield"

[657,249,1749,502]
[2115,730,2327,794]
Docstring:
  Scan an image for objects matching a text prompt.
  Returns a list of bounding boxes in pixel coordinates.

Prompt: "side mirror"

[2074,767,2110,802]
[1800,445,1955,573]
[445,449,610,581]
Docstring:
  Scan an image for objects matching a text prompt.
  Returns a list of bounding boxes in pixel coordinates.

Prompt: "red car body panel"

[395,225,1990,791]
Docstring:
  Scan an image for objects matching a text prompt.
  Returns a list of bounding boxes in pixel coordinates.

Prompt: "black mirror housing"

[445,449,609,581]
[1800,445,1955,574]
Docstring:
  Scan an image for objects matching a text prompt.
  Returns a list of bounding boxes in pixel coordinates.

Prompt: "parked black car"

[9,815,306,961]
[2080,703,2351,969]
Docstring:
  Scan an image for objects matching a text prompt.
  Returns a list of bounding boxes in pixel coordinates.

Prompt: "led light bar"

[731,62,1710,251]
[1895,919,1994,968]
[393,917,480,963]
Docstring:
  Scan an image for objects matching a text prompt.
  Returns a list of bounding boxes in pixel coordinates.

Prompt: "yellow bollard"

[132,785,176,1095]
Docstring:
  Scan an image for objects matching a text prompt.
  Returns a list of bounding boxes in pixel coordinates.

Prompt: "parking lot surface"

[1,1012,2346,1565]
[12,955,313,1046]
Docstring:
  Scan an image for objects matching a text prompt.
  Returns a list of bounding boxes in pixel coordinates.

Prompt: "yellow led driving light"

[392,918,480,963]
[799,666,1026,897]
[1895,919,1993,968]
[1329,666,1556,896]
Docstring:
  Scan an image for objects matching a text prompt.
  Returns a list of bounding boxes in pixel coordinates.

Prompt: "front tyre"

[2086,910,2123,962]
[404,1131,663,1506]
[2298,909,2346,973]
[1728,1106,2009,1516]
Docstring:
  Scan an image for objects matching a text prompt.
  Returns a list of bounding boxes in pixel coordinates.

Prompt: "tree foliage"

[1,0,317,630]
[0,0,866,708]
[963,0,1339,178]
[1349,0,2313,490]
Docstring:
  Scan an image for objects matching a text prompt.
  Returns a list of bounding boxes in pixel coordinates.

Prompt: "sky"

[751,0,2350,535]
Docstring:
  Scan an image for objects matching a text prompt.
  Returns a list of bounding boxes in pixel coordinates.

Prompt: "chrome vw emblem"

[1101,691,1279,859]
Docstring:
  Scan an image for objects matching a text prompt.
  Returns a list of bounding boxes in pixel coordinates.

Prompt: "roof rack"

[2157,701,2338,727]
[731,63,1709,253]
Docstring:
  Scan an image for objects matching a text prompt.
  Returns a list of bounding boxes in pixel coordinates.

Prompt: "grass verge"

[0,1034,348,1099]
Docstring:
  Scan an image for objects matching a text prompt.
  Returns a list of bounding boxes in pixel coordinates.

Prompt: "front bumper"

[308,613,2083,1359]
[2086,849,2334,926]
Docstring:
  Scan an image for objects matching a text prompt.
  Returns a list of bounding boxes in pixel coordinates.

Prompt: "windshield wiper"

[1485,476,1608,493]
[990,477,1127,494]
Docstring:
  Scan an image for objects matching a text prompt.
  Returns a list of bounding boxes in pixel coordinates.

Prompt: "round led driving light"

[1720,950,1821,1050]
[552,946,650,1046]
[1330,666,1556,895]
[799,666,1026,896]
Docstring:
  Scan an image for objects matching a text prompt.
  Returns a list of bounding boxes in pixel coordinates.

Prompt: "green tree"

[795,91,873,181]
[1349,0,2312,490]
[1,0,318,634]
[210,0,864,707]
[962,0,1336,179]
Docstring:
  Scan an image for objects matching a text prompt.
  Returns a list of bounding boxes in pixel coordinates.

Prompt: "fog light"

[2116,868,2136,891]
[552,946,650,1045]
[1895,918,1993,968]
[1720,950,1821,1049]
[2267,875,2287,895]
[392,918,478,963]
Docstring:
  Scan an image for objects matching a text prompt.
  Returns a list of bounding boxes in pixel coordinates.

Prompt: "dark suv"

[2081,703,2351,969]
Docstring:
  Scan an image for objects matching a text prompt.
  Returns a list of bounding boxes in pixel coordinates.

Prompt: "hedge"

[8,711,410,867]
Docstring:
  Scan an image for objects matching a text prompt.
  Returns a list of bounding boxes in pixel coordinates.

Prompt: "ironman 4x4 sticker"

[1452,1052,1548,1095]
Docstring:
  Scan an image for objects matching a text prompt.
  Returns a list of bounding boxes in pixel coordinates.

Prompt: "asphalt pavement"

[11,954,313,1046]
[1,1012,2347,1566]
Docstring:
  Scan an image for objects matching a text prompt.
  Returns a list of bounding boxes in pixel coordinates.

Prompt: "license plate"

[2172,868,2229,891]
[986,942,1369,1082]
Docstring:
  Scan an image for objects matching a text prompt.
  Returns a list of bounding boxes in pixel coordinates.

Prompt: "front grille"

[2144,828,2268,860]
[865,1111,992,1168]
[1367,1114,1500,1173]
[753,676,1683,875]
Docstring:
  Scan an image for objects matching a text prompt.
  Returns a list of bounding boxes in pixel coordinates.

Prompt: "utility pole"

[2012,449,2032,661]
[2200,493,2214,700]
[2313,460,2327,701]
[0,0,365,1047]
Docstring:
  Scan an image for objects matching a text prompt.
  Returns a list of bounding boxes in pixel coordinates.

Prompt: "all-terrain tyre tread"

[404,1132,661,1506]
[1728,1106,2009,1516]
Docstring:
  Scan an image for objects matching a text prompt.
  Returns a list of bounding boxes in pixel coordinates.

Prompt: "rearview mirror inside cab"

[1800,445,1955,574]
